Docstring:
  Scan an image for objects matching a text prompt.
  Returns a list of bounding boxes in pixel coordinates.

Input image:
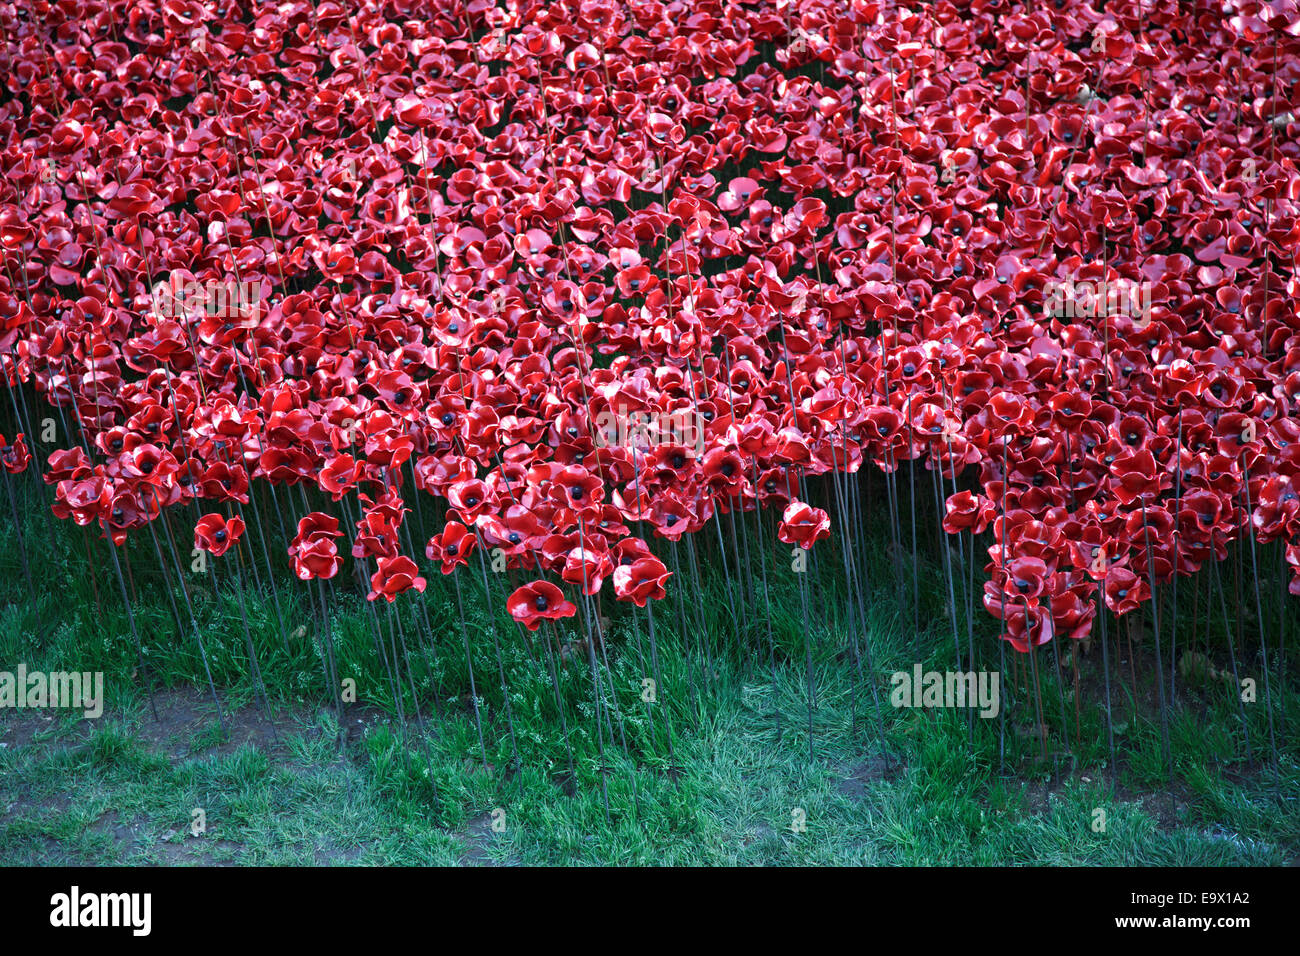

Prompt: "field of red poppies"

[2,0,1298,771]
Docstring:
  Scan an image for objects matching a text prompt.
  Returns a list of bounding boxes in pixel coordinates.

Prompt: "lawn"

[2,474,1295,866]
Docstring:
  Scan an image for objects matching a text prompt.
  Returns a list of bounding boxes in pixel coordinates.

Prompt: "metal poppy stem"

[1025,599,1048,762]
[573,524,624,755]
[468,536,525,775]
[828,446,888,751]
[1210,558,1253,763]
[666,537,701,726]
[884,446,906,624]
[387,481,447,722]
[683,533,713,677]
[387,600,442,790]
[1140,498,1172,778]
[145,506,226,738]
[49,384,160,722]
[642,594,677,767]
[336,496,404,737]
[542,620,578,791]
[930,455,962,671]
[579,599,613,822]
[1170,411,1184,697]
[1238,452,1280,775]
[229,546,277,739]
[1,468,38,617]
[748,455,781,736]
[1097,590,1116,786]
[905,395,920,639]
[447,556,488,775]
[589,593,632,759]
[1050,628,1070,755]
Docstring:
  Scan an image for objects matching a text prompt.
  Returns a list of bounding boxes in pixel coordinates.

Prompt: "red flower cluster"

[3,0,1299,653]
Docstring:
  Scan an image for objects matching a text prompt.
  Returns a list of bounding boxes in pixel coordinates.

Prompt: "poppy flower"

[0,434,31,474]
[612,555,671,606]
[368,556,426,602]
[289,513,344,581]
[506,581,577,631]
[194,513,244,557]
[427,521,477,574]
[778,501,831,549]
[1103,567,1147,616]
[562,546,615,595]
[7,0,1296,662]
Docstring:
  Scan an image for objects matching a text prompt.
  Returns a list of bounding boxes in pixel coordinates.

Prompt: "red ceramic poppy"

[368,555,427,603]
[288,513,344,581]
[506,581,577,631]
[612,555,671,606]
[194,513,244,557]
[778,501,831,550]
[0,434,31,474]
[424,521,474,576]
[5,0,1294,660]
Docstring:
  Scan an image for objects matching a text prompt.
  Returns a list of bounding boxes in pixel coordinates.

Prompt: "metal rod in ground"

[666,537,700,727]
[1210,559,1253,762]
[748,456,781,737]
[581,606,613,823]
[2,469,39,618]
[146,514,226,738]
[52,398,159,721]
[450,570,489,770]
[643,597,677,768]
[1239,455,1280,775]
[230,548,277,740]
[1140,500,1172,777]
[1098,594,1116,787]
[541,619,578,789]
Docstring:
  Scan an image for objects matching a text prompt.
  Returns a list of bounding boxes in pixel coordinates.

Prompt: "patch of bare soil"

[836,754,905,800]
[1010,766,1193,833]
[456,811,516,866]
[0,689,396,865]
[0,709,95,750]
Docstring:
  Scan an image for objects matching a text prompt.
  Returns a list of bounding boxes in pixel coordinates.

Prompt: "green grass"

[0,467,1297,865]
